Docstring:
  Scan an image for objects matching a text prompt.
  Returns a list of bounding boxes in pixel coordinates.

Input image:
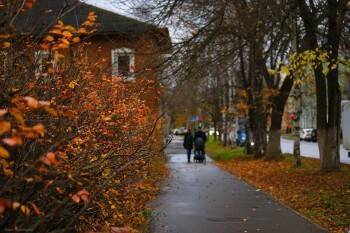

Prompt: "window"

[35,50,50,73]
[111,48,135,79]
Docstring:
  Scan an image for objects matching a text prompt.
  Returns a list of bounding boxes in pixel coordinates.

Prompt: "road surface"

[281,138,350,165]
[150,136,327,233]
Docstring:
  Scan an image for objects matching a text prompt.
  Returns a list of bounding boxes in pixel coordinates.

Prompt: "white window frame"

[35,50,50,73]
[111,48,135,79]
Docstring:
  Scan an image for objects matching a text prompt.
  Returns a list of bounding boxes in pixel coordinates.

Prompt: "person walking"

[194,126,207,155]
[183,128,193,163]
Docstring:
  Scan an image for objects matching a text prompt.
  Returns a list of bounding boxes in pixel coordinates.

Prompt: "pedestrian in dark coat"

[194,126,207,154]
[183,128,193,163]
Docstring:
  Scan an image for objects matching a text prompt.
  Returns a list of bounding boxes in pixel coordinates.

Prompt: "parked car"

[209,127,219,136]
[173,127,187,135]
[300,128,313,141]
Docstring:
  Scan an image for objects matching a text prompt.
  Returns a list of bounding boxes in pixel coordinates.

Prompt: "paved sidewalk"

[150,136,328,233]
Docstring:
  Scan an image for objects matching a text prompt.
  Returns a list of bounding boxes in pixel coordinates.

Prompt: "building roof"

[13,0,158,36]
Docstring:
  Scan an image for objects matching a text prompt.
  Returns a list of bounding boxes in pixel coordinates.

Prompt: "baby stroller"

[194,137,206,163]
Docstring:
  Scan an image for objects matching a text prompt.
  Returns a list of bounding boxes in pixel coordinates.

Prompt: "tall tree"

[297,0,349,171]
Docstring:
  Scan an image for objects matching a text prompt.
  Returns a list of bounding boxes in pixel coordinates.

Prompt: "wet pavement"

[150,136,328,233]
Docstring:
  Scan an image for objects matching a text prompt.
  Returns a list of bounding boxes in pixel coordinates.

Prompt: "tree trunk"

[265,77,294,159]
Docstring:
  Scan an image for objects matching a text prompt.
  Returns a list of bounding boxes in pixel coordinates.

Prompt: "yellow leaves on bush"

[71,189,90,204]
[0,121,11,135]
[0,146,9,159]
[41,152,59,166]
[280,65,290,78]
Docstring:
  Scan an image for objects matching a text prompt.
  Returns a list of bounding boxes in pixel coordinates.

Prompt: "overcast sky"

[84,0,131,16]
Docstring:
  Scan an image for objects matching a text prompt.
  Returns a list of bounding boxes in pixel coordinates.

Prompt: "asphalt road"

[150,136,327,233]
[281,138,350,165]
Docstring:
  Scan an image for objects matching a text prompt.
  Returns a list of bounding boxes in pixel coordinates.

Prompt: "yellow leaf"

[280,65,290,78]
[60,38,70,45]
[267,68,276,76]
[68,81,77,89]
[0,146,10,159]
[72,37,80,43]
[2,42,11,48]
[20,205,30,216]
[49,29,62,35]
[64,25,76,32]
[44,35,54,42]
[62,31,73,38]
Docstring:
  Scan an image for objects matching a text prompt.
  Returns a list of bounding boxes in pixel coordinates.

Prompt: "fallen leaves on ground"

[216,156,350,233]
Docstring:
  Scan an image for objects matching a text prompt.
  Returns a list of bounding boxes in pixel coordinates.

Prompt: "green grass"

[281,134,298,140]
[206,136,245,161]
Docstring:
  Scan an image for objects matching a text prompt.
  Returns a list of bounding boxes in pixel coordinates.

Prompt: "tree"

[296,0,349,171]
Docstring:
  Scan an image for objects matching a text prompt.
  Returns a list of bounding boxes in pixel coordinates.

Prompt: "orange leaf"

[0,121,11,135]
[32,123,45,136]
[41,152,59,166]
[24,96,39,109]
[0,146,9,159]
[0,109,7,117]
[2,137,23,146]
[9,108,25,125]
[44,35,54,42]
[71,194,80,203]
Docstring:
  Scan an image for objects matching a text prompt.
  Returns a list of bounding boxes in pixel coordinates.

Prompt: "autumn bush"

[0,1,166,232]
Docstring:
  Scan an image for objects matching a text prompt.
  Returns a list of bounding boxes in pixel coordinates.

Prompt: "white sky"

[83,0,179,41]
[84,0,132,16]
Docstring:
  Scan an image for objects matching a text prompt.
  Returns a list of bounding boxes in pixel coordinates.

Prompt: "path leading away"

[150,136,327,233]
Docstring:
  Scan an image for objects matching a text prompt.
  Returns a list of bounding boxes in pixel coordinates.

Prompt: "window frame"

[34,50,50,74]
[111,48,135,80]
